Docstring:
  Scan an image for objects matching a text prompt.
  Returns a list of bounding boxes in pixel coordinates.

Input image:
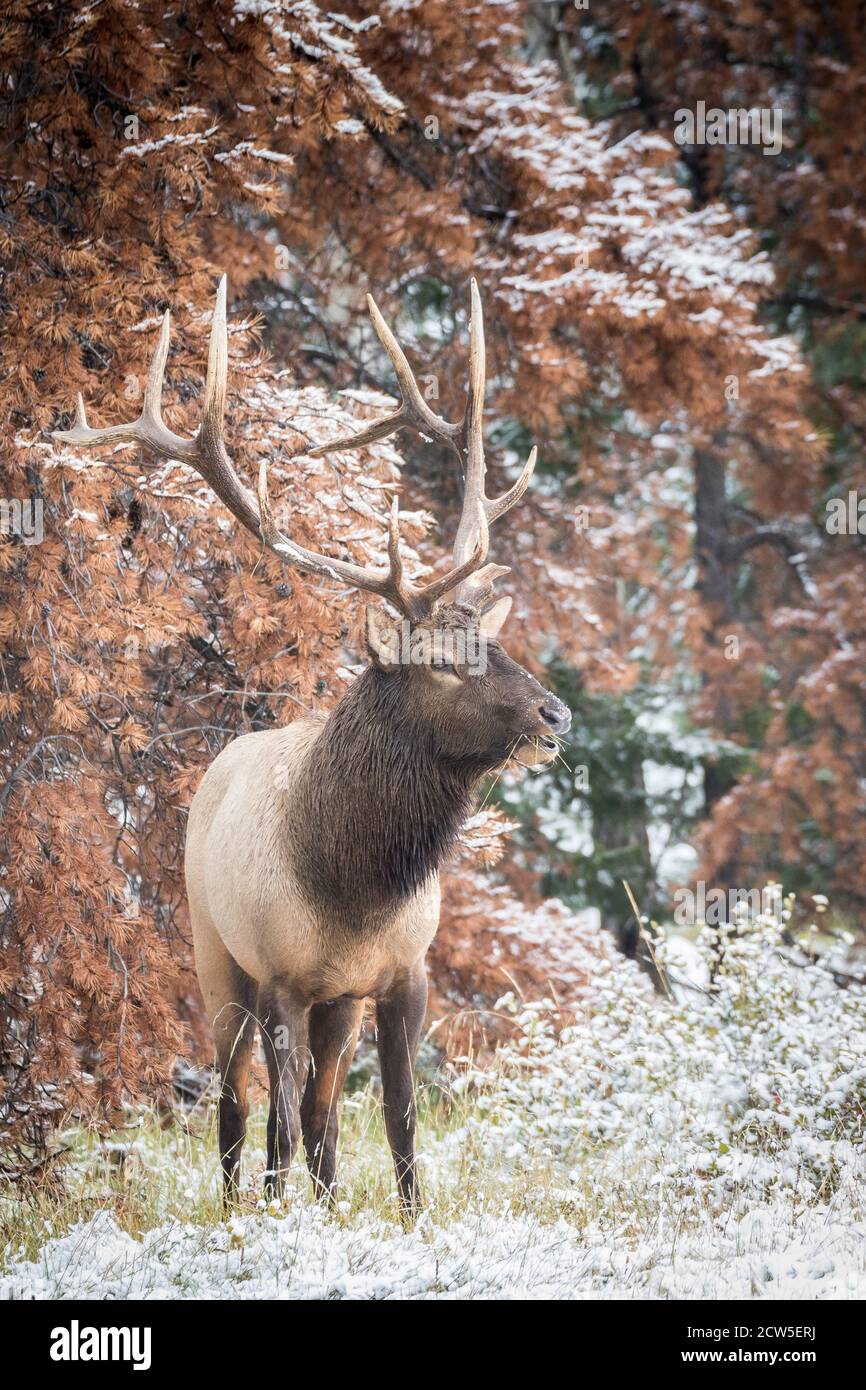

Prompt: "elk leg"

[376,961,428,1218]
[259,982,309,1201]
[301,997,364,1205]
[200,945,257,1206]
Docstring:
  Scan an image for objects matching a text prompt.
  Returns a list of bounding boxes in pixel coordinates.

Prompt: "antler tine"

[450,280,537,603]
[365,296,462,446]
[385,494,405,593]
[192,276,262,536]
[52,276,262,537]
[52,309,196,462]
[307,277,537,611]
[200,274,228,452]
[451,277,487,578]
[415,497,490,607]
[306,294,461,458]
[486,446,537,523]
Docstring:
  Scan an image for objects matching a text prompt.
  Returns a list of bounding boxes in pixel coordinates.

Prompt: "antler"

[308,278,537,607]
[51,277,489,621]
[52,278,262,537]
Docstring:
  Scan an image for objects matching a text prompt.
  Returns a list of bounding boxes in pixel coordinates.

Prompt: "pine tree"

[554,0,866,918]
[1,0,831,1163]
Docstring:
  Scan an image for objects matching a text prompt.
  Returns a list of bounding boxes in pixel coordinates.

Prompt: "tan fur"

[185,719,441,1020]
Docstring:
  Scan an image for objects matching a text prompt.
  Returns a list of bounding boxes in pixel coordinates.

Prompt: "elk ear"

[365,606,402,671]
[479,596,512,639]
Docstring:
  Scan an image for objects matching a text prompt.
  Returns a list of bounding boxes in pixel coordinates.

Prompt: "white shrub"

[457,903,866,1219]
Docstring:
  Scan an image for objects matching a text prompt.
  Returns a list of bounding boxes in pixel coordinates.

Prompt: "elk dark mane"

[294,666,485,921]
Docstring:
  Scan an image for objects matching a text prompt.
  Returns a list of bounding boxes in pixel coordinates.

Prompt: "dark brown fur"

[292,625,566,923]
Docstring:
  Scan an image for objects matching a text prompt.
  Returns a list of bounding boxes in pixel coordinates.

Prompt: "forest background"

[2,0,863,1163]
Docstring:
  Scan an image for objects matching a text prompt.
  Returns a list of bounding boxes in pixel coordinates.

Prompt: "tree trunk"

[694,439,737,918]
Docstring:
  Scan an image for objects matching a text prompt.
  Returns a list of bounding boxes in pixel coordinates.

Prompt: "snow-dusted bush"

[456,901,865,1219]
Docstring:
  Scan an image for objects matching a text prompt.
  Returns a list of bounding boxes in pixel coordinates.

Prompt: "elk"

[53,276,571,1215]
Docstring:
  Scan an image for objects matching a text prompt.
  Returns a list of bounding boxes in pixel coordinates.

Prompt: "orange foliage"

[1,1,857,1165]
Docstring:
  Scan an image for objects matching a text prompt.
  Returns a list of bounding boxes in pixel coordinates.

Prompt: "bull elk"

[53,276,571,1215]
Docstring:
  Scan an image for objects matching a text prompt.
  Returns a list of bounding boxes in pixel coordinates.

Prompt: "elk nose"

[538,700,571,736]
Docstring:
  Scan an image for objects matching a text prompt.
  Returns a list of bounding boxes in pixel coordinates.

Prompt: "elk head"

[52,276,570,770]
[362,601,569,770]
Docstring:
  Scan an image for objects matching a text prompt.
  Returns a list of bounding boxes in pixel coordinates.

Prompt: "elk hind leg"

[301,997,364,1205]
[259,982,309,1201]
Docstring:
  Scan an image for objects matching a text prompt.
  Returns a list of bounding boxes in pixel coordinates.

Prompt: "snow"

[119,128,219,159]
[271,3,404,120]
[215,143,294,165]
[2,901,862,1301]
[3,1200,863,1300]
[458,82,786,343]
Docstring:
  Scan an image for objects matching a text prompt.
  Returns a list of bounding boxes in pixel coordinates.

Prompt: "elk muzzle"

[512,692,571,767]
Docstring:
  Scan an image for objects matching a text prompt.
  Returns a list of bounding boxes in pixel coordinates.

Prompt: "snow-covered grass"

[2,902,864,1299]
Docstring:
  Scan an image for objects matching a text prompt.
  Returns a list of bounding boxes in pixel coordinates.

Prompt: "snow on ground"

[3,1198,864,1301]
[2,900,864,1300]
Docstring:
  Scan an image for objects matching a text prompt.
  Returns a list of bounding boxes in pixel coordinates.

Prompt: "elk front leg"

[301,997,364,1205]
[259,982,309,1202]
[196,932,257,1210]
[215,994,257,1208]
[376,961,428,1218]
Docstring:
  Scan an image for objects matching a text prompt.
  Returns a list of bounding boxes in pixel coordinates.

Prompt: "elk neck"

[293,665,486,922]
